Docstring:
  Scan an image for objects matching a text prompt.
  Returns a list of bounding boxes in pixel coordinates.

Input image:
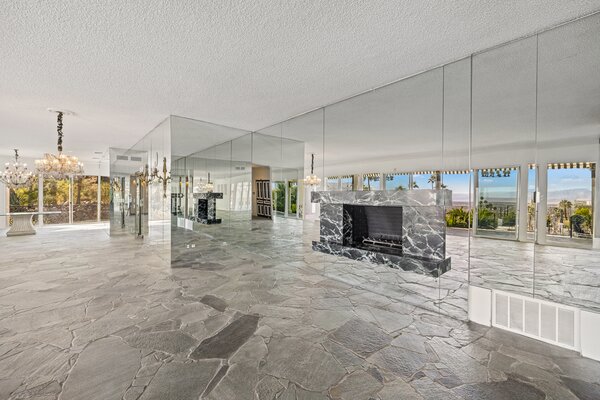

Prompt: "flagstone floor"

[1,220,599,400]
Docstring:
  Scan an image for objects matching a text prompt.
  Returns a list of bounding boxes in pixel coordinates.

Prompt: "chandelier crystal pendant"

[303,153,322,187]
[1,149,35,189]
[35,110,84,179]
[199,172,214,193]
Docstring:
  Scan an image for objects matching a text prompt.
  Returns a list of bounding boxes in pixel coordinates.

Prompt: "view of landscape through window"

[8,175,110,224]
[323,163,593,245]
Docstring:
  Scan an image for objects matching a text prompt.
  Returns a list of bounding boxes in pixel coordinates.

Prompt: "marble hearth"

[311,190,452,277]
[194,192,223,224]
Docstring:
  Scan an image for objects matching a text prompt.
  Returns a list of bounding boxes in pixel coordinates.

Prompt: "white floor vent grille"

[492,290,579,351]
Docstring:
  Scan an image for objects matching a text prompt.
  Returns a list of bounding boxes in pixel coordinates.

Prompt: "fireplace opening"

[343,204,403,256]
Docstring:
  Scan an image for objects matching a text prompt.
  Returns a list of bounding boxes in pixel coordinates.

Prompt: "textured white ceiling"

[1,1,599,162]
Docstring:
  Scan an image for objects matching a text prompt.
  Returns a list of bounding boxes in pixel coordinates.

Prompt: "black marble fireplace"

[311,190,452,277]
[194,192,223,224]
[343,205,403,256]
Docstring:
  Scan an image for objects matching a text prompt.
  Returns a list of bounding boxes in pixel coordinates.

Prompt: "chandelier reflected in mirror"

[35,110,84,179]
[1,149,34,189]
[198,172,214,193]
[303,153,322,187]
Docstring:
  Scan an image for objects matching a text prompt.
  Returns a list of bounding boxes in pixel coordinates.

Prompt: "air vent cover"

[492,290,579,350]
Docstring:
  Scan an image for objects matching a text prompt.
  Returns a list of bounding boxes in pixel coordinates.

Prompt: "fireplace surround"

[312,190,451,277]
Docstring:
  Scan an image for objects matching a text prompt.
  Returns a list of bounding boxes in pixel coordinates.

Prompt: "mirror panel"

[534,13,600,312]
[469,37,537,297]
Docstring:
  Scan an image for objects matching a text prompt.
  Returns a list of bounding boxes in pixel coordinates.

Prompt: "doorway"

[252,165,272,219]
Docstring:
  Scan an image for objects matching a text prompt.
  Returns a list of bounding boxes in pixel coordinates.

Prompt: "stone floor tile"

[428,337,488,384]
[125,330,197,355]
[559,377,600,400]
[190,314,259,359]
[205,362,258,400]
[329,370,383,399]
[321,340,364,369]
[263,337,346,392]
[255,375,285,400]
[329,319,392,357]
[139,360,221,400]
[391,332,428,354]
[555,357,600,384]
[61,337,140,400]
[376,378,423,400]
[410,376,463,400]
[453,378,546,400]
[368,346,430,379]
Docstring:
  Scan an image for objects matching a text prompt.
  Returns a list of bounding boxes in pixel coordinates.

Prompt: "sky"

[442,168,593,205]
[328,167,592,205]
[547,168,591,193]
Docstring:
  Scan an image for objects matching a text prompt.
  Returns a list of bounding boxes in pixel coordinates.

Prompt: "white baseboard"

[468,285,492,327]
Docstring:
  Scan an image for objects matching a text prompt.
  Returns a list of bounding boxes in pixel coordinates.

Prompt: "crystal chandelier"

[303,153,322,187]
[1,149,34,189]
[35,110,84,179]
[199,172,214,192]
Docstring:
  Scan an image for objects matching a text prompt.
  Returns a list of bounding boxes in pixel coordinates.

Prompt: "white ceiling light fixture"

[35,109,84,179]
[303,153,322,187]
[1,149,35,189]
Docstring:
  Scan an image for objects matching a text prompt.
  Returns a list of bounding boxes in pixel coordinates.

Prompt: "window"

[412,173,437,190]
[384,173,409,191]
[442,172,472,229]
[9,177,39,224]
[326,177,339,191]
[340,176,354,191]
[73,176,99,223]
[43,177,71,224]
[441,172,471,207]
[100,177,110,220]
[475,167,519,239]
[546,163,594,241]
[272,181,285,214]
[288,180,298,216]
[527,167,536,234]
[362,174,380,190]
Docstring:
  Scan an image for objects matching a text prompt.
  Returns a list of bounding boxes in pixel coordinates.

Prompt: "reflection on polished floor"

[1,221,599,400]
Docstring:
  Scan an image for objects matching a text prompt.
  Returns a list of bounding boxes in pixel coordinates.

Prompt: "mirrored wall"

[109,116,171,255]
[167,116,305,267]
[109,11,600,320]
[278,11,600,319]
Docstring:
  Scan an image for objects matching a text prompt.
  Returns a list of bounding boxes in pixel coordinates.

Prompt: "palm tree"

[558,199,573,222]
[411,181,419,189]
[428,174,437,189]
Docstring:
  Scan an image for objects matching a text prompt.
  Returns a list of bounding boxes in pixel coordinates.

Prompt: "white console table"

[1,212,61,236]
